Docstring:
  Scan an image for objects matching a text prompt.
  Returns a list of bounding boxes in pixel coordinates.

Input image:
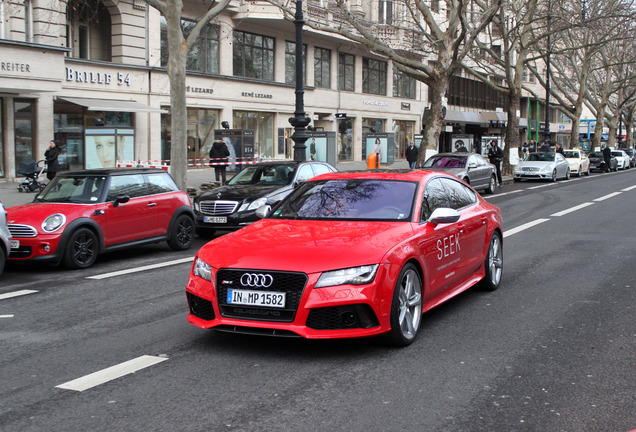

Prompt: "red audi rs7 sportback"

[186,170,503,346]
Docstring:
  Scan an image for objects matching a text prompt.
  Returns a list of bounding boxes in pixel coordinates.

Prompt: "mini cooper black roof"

[58,168,169,177]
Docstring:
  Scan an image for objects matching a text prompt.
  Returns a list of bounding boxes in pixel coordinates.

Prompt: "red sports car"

[7,168,194,269]
[186,170,503,346]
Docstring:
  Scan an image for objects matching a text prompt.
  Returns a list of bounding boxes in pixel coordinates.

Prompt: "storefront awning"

[445,110,488,125]
[58,97,164,113]
[481,111,507,122]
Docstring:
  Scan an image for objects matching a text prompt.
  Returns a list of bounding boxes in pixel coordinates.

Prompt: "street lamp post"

[289,0,310,162]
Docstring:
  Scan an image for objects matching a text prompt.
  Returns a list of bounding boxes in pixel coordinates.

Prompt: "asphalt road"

[1,169,634,432]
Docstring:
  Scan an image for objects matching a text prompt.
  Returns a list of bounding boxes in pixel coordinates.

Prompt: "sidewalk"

[0,159,511,209]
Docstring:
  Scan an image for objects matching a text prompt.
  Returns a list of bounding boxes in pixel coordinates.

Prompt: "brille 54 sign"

[66,67,131,86]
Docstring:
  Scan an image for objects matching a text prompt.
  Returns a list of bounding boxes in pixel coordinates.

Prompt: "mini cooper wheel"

[63,228,98,269]
[168,214,194,251]
[387,263,423,347]
[481,231,503,291]
[485,175,496,194]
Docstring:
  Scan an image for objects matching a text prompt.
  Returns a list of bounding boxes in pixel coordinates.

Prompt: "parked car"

[588,151,617,172]
[622,148,635,167]
[610,150,631,170]
[562,149,590,176]
[186,170,504,346]
[192,160,337,236]
[0,201,11,277]
[513,152,570,182]
[421,153,497,193]
[7,168,194,269]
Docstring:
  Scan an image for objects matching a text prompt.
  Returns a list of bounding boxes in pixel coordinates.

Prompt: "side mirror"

[112,194,130,207]
[427,208,460,225]
[255,204,272,219]
[468,162,478,169]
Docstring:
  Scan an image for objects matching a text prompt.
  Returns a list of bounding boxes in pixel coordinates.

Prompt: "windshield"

[35,176,107,204]
[563,151,580,158]
[589,152,601,158]
[270,179,417,221]
[526,153,555,162]
[423,156,466,168]
[228,165,296,186]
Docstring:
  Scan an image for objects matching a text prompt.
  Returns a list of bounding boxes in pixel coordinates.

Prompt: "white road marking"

[593,192,622,202]
[527,183,555,190]
[0,290,38,301]
[550,202,595,217]
[0,315,15,318]
[87,257,195,280]
[483,190,521,199]
[621,185,636,191]
[55,355,169,392]
[503,218,550,238]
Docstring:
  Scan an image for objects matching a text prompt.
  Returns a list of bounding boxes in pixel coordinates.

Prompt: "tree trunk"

[504,92,520,174]
[417,78,448,166]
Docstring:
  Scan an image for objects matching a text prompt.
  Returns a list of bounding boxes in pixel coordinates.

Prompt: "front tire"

[565,168,570,180]
[168,214,194,251]
[551,169,557,182]
[63,228,98,269]
[387,263,423,347]
[480,231,503,291]
[485,175,496,194]
[0,246,5,276]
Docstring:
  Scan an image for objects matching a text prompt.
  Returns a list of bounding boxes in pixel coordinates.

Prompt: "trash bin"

[367,153,380,169]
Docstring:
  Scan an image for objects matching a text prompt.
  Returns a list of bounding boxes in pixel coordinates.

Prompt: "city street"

[1,169,635,431]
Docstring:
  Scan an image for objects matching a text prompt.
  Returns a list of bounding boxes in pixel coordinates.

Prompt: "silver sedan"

[422,153,497,193]
[514,152,570,182]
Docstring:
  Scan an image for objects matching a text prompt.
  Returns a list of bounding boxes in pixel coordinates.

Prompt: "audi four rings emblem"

[240,273,274,288]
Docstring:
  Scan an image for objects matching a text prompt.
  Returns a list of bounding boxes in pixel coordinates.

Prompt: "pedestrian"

[602,144,612,173]
[555,142,564,155]
[521,142,529,159]
[540,139,551,152]
[487,139,504,187]
[310,138,317,161]
[405,141,418,169]
[209,139,230,184]
[44,139,60,180]
[528,140,536,153]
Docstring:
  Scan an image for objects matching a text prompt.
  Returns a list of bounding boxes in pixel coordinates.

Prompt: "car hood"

[197,184,286,202]
[7,203,97,230]
[517,160,554,168]
[197,219,415,274]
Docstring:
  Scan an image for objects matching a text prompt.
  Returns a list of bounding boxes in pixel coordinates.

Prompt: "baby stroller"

[17,159,47,193]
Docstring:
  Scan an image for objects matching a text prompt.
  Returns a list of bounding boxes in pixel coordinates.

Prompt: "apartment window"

[233,30,275,80]
[379,0,393,24]
[522,66,536,83]
[393,69,416,99]
[314,47,331,88]
[285,41,306,85]
[338,52,355,91]
[160,18,219,74]
[363,57,387,95]
[65,0,111,61]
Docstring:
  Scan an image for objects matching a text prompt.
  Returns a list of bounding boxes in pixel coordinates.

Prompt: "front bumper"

[8,233,64,264]
[194,210,257,231]
[513,171,552,180]
[185,266,392,339]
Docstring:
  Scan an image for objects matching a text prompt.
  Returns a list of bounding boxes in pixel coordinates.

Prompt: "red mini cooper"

[7,168,194,269]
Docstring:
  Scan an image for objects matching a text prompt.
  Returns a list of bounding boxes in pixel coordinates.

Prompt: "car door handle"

[93,210,105,216]
[481,217,487,225]
[147,203,157,207]
[457,223,465,232]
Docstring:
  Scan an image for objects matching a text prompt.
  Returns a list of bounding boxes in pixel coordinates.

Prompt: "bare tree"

[267,0,501,165]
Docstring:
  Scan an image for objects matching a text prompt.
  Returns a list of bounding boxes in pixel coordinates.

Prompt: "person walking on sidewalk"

[209,139,230,184]
[44,140,61,180]
[405,141,418,169]
[487,139,504,187]
[602,144,612,173]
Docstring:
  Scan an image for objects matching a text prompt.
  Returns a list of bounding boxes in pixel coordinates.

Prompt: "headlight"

[193,201,200,211]
[540,165,551,173]
[193,257,212,281]
[513,166,522,173]
[42,214,66,232]
[315,264,379,288]
[246,197,268,211]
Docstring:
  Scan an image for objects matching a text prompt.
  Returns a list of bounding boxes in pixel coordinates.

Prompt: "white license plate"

[203,216,227,223]
[10,240,19,249]
[227,289,285,308]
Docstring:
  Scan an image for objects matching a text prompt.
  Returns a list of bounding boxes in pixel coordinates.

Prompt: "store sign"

[187,86,214,94]
[363,100,390,107]
[401,102,411,110]
[66,67,131,86]
[241,91,273,99]
[1,62,31,73]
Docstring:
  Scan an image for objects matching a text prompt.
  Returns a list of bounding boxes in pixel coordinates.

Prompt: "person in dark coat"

[540,140,551,152]
[405,141,418,169]
[602,144,612,173]
[555,143,564,155]
[487,139,503,187]
[44,140,60,180]
[209,139,230,184]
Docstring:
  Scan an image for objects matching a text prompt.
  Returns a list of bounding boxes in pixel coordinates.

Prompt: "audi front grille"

[199,200,239,215]
[8,224,37,238]
[216,269,308,323]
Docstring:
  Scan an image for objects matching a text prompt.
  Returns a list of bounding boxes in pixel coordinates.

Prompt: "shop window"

[285,41,306,85]
[233,30,275,80]
[379,0,393,24]
[233,111,275,158]
[314,47,331,88]
[363,57,387,95]
[66,0,111,61]
[160,17,219,74]
[337,117,354,161]
[361,118,386,160]
[14,100,35,174]
[161,108,220,163]
[393,69,415,99]
[338,52,355,91]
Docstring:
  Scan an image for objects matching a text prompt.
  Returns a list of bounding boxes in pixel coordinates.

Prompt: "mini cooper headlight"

[42,214,66,232]
[315,264,379,288]
[193,257,212,281]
